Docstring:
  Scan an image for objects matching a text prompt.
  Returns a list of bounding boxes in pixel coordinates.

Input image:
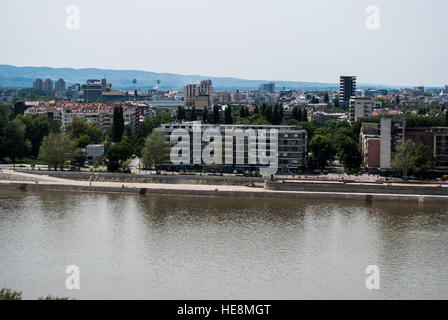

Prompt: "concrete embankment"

[1,180,448,204]
[14,170,264,186]
[265,180,448,196]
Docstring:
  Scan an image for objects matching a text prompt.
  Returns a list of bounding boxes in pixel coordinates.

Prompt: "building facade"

[349,97,373,123]
[158,122,307,173]
[339,76,357,109]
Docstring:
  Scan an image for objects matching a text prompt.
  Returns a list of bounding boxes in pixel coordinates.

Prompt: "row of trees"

[0,104,60,163]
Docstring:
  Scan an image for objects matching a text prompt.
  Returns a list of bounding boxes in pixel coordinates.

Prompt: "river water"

[0,189,447,300]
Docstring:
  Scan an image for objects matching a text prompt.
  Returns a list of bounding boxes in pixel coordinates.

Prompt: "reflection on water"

[0,189,447,299]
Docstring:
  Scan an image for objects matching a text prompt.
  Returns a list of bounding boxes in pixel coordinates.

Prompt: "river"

[0,189,447,299]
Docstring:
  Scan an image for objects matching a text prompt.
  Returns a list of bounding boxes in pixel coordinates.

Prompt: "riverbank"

[2,178,448,204]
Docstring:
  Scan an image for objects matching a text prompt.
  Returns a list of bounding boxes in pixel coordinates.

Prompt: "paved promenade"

[1,169,448,204]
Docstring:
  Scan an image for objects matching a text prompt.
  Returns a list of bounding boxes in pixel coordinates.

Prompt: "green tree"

[235,114,271,125]
[137,110,174,139]
[17,115,60,157]
[333,98,340,109]
[253,105,259,115]
[75,135,92,148]
[2,119,29,163]
[66,118,103,144]
[38,133,75,170]
[66,118,88,140]
[335,135,362,170]
[302,108,308,122]
[202,107,208,123]
[224,106,233,124]
[324,93,329,103]
[189,106,197,121]
[141,130,169,173]
[391,139,415,177]
[72,149,87,167]
[112,106,125,142]
[308,134,337,169]
[212,105,220,124]
[413,145,436,174]
[273,104,280,125]
[106,139,134,172]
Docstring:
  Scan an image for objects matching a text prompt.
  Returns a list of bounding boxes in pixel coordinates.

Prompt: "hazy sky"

[1,0,447,86]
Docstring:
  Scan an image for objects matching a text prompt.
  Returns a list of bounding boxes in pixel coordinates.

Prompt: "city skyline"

[0,0,447,87]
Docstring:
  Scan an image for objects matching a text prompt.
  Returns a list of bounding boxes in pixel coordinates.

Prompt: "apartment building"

[339,76,356,109]
[61,104,137,132]
[158,122,307,173]
[349,97,373,123]
[183,80,214,109]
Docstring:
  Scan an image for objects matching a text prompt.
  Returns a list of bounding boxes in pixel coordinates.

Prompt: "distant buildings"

[259,82,275,93]
[81,79,114,102]
[33,78,43,93]
[43,78,53,93]
[183,80,214,109]
[55,79,66,92]
[339,76,356,109]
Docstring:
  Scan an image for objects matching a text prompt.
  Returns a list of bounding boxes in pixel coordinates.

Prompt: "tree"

[137,110,174,138]
[235,114,271,125]
[253,105,259,115]
[17,115,59,157]
[112,106,125,142]
[413,145,436,175]
[239,106,247,118]
[2,119,29,164]
[177,106,186,121]
[189,106,197,121]
[202,107,208,123]
[301,108,308,122]
[391,139,415,177]
[141,130,169,173]
[75,135,92,148]
[296,108,302,122]
[224,106,233,124]
[333,98,340,109]
[72,149,87,167]
[106,138,134,172]
[335,135,362,170]
[323,93,329,103]
[308,134,337,169]
[264,105,273,123]
[279,104,284,123]
[38,133,75,170]
[310,96,319,104]
[273,104,280,125]
[66,118,103,144]
[212,105,220,124]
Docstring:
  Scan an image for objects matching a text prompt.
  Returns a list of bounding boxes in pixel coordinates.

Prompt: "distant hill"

[0,64,403,91]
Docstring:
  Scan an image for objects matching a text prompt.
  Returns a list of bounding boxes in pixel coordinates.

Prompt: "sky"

[0,0,447,86]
